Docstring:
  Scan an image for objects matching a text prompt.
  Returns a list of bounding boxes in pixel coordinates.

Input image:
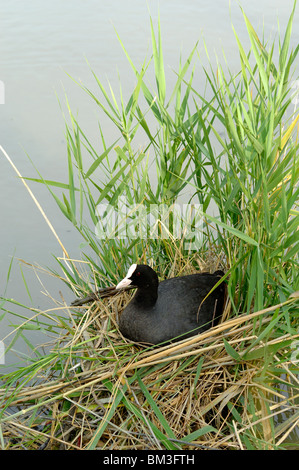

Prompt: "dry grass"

[1,3,298,450]
[0,275,298,450]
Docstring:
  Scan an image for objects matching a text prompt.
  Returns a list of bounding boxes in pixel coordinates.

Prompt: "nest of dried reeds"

[1,281,298,450]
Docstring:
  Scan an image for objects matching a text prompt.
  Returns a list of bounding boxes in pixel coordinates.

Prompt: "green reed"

[26,4,298,309]
[1,2,298,450]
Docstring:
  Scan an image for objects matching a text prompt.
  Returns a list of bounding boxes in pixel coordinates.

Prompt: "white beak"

[116,277,133,289]
[116,263,137,290]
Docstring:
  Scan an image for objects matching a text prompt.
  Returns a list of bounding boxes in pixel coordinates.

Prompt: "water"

[0,0,298,443]
[0,0,297,336]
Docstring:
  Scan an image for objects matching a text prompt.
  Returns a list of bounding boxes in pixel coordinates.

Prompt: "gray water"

[0,2,298,441]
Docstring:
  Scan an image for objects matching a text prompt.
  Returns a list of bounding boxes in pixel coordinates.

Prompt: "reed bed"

[0,259,298,450]
[1,2,299,450]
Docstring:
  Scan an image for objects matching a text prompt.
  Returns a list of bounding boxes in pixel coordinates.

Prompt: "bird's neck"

[133,287,158,308]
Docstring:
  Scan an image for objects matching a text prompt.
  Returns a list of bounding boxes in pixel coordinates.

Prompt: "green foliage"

[1,2,298,451]
[24,3,298,315]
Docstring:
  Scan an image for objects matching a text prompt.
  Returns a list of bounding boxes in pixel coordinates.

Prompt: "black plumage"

[116,264,226,345]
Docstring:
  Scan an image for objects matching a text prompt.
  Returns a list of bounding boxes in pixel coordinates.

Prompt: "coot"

[116,264,226,345]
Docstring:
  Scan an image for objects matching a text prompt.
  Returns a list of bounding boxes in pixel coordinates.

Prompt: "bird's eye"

[136,272,141,277]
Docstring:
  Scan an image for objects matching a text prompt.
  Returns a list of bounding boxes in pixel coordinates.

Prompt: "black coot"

[116,264,226,345]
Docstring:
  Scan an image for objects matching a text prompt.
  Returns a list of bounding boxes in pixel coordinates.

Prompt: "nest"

[1,285,298,450]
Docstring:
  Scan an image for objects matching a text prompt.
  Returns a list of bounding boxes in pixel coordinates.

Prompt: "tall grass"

[0,2,298,450]
[23,6,298,306]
